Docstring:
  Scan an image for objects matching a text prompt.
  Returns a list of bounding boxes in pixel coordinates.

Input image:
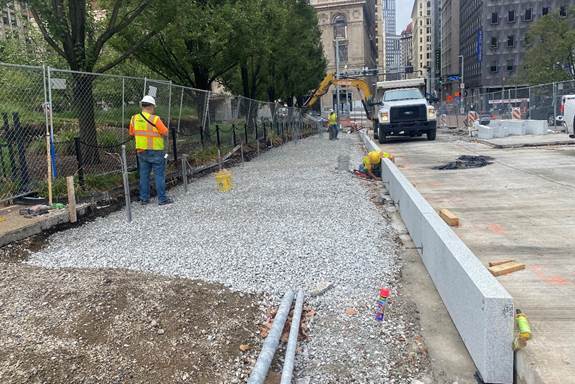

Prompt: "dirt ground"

[0,263,264,384]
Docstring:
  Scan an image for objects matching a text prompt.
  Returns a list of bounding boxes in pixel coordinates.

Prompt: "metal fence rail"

[0,62,316,203]
[440,79,575,126]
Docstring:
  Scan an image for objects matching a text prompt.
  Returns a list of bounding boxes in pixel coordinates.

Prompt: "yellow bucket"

[215,169,233,192]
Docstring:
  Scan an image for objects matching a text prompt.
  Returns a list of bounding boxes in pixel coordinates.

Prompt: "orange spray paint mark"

[529,265,572,286]
[487,224,506,235]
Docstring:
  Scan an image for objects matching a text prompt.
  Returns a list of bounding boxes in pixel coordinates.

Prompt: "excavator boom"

[304,73,373,120]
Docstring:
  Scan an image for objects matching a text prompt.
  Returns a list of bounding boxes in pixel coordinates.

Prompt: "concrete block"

[524,120,547,135]
[419,212,514,383]
[478,125,494,139]
[508,122,526,136]
[358,129,515,384]
[493,124,509,138]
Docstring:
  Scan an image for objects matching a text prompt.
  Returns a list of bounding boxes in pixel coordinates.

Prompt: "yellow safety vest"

[328,113,337,126]
[132,112,164,150]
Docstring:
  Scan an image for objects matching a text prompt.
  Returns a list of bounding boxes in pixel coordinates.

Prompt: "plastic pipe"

[247,290,295,384]
[280,289,304,384]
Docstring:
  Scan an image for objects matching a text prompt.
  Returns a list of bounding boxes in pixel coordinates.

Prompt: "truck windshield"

[384,89,423,102]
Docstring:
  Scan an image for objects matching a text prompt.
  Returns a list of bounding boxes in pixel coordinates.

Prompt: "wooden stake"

[488,262,525,277]
[489,259,515,267]
[439,208,460,227]
[66,176,77,223]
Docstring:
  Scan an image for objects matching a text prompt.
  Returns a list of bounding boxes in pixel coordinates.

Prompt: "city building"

[310,0,379,114]
[460,0,575,99]
[0,2,32,41]
[440,0,460,98]
[383,0,401,80]
[400,21,414,78]
[375,0,386,79]
[411,0,434,93]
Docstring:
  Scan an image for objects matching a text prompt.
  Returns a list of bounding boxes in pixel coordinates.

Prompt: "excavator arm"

[303,72,374,120]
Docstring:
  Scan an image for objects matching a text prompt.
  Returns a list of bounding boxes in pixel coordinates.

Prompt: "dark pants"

[137,150,167,203]
[329,124,338,140]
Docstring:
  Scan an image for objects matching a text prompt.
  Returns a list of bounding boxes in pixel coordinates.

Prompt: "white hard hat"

[140,95,156,106]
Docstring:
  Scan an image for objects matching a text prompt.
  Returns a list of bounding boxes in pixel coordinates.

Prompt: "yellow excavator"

[303,72,374,120]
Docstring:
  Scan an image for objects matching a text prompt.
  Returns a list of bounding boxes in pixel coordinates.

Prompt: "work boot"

[159,197,174,206]
[140,200,149,206]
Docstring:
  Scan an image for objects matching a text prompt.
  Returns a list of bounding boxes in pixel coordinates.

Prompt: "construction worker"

[356,150,392,180]
[129,95,173,205]
[328,109,338,140]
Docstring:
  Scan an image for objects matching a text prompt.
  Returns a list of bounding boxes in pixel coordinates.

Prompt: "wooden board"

[488,262,525,277]
[439,208,460,227]
[66,176,77,224]
[489,259,515,267]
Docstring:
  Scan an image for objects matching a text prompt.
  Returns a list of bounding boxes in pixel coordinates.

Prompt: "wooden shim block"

[488,262,525,277]
[439,208,460,227]
[489,259,515,267]
[66,176,77,224]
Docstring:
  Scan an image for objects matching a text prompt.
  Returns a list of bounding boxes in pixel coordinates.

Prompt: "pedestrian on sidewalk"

[328,109,338,140]
[129,95,173,206]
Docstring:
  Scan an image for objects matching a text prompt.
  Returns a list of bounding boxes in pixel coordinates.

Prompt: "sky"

[396,0,415,34]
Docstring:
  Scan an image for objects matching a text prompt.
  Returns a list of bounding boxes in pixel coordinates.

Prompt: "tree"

[222,0,325,105]
[519,8,575,84]
[117,0,238,91]
[10,0,176,162]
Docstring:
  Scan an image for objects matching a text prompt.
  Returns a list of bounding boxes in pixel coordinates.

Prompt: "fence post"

[216,124,221,148]
[42,64,53,205]
[244,123,248,145]
[200,126,205,148]
[171,127,178,162]
[122,77,125,141]
[232,124,237,147]
[263,121,267,146]
[121,144,132,223]
[13,113,30,190]
[181,154,188,192]
[74,137,85,187]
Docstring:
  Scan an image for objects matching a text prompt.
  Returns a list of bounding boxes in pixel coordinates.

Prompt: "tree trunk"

[193,65,212,143]
[73,73,99,164]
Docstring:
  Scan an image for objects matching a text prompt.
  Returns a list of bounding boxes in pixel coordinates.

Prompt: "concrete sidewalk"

[377,130,575,384]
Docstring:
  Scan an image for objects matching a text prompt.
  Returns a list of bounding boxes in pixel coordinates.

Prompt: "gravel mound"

[28,133,431,383]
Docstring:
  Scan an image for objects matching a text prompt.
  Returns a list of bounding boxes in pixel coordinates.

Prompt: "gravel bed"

[28,133,431,383]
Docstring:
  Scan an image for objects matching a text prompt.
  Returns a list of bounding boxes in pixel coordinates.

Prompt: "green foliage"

[519,7,575,84]
[221,0,326,104]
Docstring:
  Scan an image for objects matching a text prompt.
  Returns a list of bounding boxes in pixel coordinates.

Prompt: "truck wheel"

[427,129,437,141]
[378,127,388,144]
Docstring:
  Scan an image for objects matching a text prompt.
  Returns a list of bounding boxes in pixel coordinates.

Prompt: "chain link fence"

[0,62,320,203]
[440,79,575,126]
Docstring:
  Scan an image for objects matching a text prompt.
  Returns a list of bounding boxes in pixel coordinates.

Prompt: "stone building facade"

[310,0,378,114]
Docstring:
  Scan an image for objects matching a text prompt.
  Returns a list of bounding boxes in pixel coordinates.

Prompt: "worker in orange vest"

[129,95,173,205]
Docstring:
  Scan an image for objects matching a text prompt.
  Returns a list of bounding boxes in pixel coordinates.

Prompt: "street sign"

[460,83,465,89]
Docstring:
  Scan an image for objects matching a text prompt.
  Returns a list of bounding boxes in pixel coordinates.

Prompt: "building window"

[491,12,499,24]
[560,6,567,17]
[542,7,549,16]
[337,43,348,63]
[508,10,516,23]
[524,8,533,21]
[490,63,498,73]
[507,60,514,72]
[507,35,515,48]
[490,37,498,49]
[333,14,347,39]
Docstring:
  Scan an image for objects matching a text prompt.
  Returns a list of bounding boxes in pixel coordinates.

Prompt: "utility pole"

[459,54,465,114]
[335,39,341,125]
